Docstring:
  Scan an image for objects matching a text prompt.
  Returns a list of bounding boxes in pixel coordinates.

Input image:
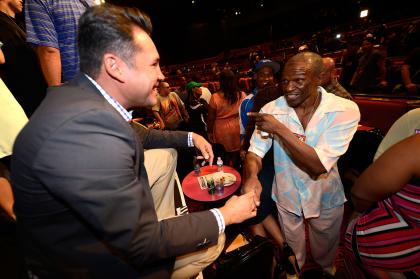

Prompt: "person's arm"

[152,110,165,130]
[242,121,272,203]
[192,132,214,165]
[0,47,5,64]
[218,191,257,226]
[248,103,360,179]
[242,152,263,204]
[138,124,214,165]
[32,110,218,266]
[35,46,62,86]
[352,134,420,213]
[0,177,15,220]
[248,112,326,178]
[275,119,326,178]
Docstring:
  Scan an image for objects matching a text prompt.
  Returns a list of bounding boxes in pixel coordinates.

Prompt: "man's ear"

[103,54,125,83]
[315,72,323,86]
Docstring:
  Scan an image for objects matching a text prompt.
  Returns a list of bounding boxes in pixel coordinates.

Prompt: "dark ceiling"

[107,0,419,65]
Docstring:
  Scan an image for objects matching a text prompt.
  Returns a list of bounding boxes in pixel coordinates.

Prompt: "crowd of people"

[0,1,419,279]
[164,18,420,97]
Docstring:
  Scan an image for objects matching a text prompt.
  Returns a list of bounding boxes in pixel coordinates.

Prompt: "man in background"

[152,81,189,130]
[350,33,388,92]
[0,0,46,116]
[239,59,281,141]
[25,0,94,86]
[320,57,353,100]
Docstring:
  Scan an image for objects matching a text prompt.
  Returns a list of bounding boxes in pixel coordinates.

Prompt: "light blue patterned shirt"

[249,87,360,218]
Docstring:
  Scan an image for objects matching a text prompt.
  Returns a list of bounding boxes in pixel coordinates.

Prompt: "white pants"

[143,148,224,279]
[277,205,343,275]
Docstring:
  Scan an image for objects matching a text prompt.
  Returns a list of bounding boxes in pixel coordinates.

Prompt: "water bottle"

[216,157,223,172]
[193,156,201,176]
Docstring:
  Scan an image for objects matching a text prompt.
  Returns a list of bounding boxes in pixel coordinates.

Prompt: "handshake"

[218,191,258,226]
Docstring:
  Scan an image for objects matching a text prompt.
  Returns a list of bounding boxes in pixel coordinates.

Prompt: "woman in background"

[207,69,246,167]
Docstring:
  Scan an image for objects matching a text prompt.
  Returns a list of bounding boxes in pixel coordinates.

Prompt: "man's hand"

[241,177,262,206]
[159,121,165,130]
[192,133,214,166]
[247,112,283,135]
[219,191,257,226]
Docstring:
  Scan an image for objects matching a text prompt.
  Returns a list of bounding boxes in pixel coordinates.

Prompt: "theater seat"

[239,78,250,93]
[354,98,409,134]
[338,129,383,197]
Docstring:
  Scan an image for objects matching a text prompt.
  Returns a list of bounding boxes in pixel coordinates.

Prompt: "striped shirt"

[85,75,133,121]
[345,181,420,274]
[249,87,360,218]
[25,0,94,81]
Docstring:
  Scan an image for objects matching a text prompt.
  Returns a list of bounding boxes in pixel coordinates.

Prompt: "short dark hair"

[286,52,323,77]
[78,4,153,78]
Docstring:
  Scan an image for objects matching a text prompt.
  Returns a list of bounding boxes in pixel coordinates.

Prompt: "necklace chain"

[307,91,320,119]
[302,91,320,129]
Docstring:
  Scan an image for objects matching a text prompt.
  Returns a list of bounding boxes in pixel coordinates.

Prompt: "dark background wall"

[108,0,419,65]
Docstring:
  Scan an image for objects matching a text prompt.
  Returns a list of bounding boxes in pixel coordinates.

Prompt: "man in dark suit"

[11,5,257,279]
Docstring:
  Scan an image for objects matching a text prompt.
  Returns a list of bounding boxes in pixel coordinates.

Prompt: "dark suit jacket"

[11,74,219,278]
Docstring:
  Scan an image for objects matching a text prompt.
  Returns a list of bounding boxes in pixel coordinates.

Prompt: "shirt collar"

[85,74,133,121]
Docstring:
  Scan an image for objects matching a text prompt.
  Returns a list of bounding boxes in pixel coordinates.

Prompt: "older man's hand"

[192,133,214,166]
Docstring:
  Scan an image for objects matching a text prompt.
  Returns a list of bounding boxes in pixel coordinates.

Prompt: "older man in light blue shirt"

[243,52,360,276]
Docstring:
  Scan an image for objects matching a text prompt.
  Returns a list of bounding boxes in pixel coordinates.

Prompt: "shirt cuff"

[188,132,194,147]
[210,208,225,234]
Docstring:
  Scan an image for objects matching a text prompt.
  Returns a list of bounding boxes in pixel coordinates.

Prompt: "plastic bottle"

[216,157,223,172]
[193,156,201,176]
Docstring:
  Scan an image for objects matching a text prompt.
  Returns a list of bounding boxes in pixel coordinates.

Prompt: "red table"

[357,124,375,131]
[182,165,241,202]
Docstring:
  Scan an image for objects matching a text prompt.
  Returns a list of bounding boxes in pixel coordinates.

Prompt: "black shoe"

[300,269,335,279]
[282,242,300,277]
